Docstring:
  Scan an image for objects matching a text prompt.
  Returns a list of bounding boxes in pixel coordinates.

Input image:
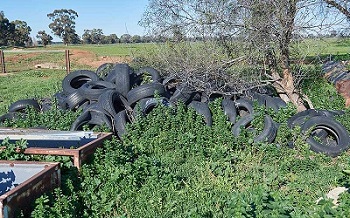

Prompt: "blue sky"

[1,0,150,41]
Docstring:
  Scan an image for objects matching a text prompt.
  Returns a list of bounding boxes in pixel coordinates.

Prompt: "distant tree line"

[1,7,349,48]
[0,9,159,47]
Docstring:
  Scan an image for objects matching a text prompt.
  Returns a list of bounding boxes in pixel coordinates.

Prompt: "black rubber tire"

[134,97,169,118]
[232,114,277,143]
[78,80,116,101]
[169,84,198,105]
[234,98,254,117]
[287,109,324,129]
[136,67,161,83]
[301,116,350,157]
[104,63,132,97]
[113,110,128,139]
[0,112,19,124]
[98,89,127,117]
[318,109,345,118]
[54,92,69,110]
[96,63,114,79]
[64,90,89,110]
[62,70,99,94]
[188,101,213,126]
[126,82,166,105]
[70,106,112,131]
[251,93,266,106]
[222,99,237,124]
[8,99,40,113]
[264,95,279,111]
[272,97,287,109]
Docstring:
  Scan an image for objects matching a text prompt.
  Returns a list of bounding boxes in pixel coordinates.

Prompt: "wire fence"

[0,49,71,74]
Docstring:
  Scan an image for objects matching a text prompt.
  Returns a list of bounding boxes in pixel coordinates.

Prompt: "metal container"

[0,161,60,218]
[0,128,113,170]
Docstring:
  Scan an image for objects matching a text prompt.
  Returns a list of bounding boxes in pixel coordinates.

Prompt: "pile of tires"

[287,109,349,157]
[0,62,349,157]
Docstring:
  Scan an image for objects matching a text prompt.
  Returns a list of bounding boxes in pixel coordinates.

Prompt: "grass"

[0,69,65,114]
[293,37,350,62]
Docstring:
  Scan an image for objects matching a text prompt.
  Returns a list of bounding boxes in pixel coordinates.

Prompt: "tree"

[140,0,350,111]
[10,20,31,47]
[131,35,142,43]
[108,34,119,44]
[324,0,350,19]
[36,30,53,47]
[47,9,79,45]
[101,34,119,44]
[0,11,15,46]
[120,34,132,43]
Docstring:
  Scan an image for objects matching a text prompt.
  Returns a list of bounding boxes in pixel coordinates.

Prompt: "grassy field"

[0,38,349,114]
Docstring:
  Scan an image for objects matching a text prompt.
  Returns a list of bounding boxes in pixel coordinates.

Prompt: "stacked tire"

[287,109,349,157]
[1,62,349,157]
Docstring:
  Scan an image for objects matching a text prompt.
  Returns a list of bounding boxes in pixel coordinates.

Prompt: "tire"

[188,101,213,126]
[272,97,287,109]
[54,92,69,110]
[98,89,127,117]
[264,95,279,111]
[222,99,237,124]
[133,97,169,118]
[8,99,40,113]
[169,84,198,105]
[96,63,114,79]
[62,70,99,94]
[78,80,116,101]
[64,90,89,110]
[113,110,128,139]
[232,114,277,143]
[301,116,350,157]
[0,112,19,124]
[70,106,112,131]
[318,109,345,118]
[251,93,266,106]
[234,98,254,117]
[287,109,324,129]
[136,67,161,83]
[126,82,166,105]
[104,63,132,96]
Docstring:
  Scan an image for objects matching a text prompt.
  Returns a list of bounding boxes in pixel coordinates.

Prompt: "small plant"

[0,138,28,160]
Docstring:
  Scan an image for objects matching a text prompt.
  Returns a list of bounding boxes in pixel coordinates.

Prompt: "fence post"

[0,50,6,74]
[65,50,70,74]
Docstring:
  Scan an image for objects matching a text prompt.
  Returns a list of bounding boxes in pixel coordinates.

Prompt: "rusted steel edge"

[0,161,60,217]
[22,132,113,170]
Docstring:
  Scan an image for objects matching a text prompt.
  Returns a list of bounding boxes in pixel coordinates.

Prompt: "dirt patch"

[6,53,39,62]
[69,49,132,69]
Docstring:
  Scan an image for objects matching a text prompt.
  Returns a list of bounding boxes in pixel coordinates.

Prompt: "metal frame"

[0,161,60,218]
[22,132,113,170]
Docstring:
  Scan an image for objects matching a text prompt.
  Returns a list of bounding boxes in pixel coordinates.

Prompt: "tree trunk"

[270,68,307,112]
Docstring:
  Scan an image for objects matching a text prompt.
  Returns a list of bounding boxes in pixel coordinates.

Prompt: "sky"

[1,0,150,41]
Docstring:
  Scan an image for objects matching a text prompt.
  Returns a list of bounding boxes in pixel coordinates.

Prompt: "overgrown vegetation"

[1,42,350,217]
[20,97,350,217]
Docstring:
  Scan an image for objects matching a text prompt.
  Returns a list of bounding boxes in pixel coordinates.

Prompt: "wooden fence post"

[0,50,6,74]
[65,50,70,74]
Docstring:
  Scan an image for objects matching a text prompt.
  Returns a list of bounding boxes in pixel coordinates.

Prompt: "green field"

[1,39,350,217]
